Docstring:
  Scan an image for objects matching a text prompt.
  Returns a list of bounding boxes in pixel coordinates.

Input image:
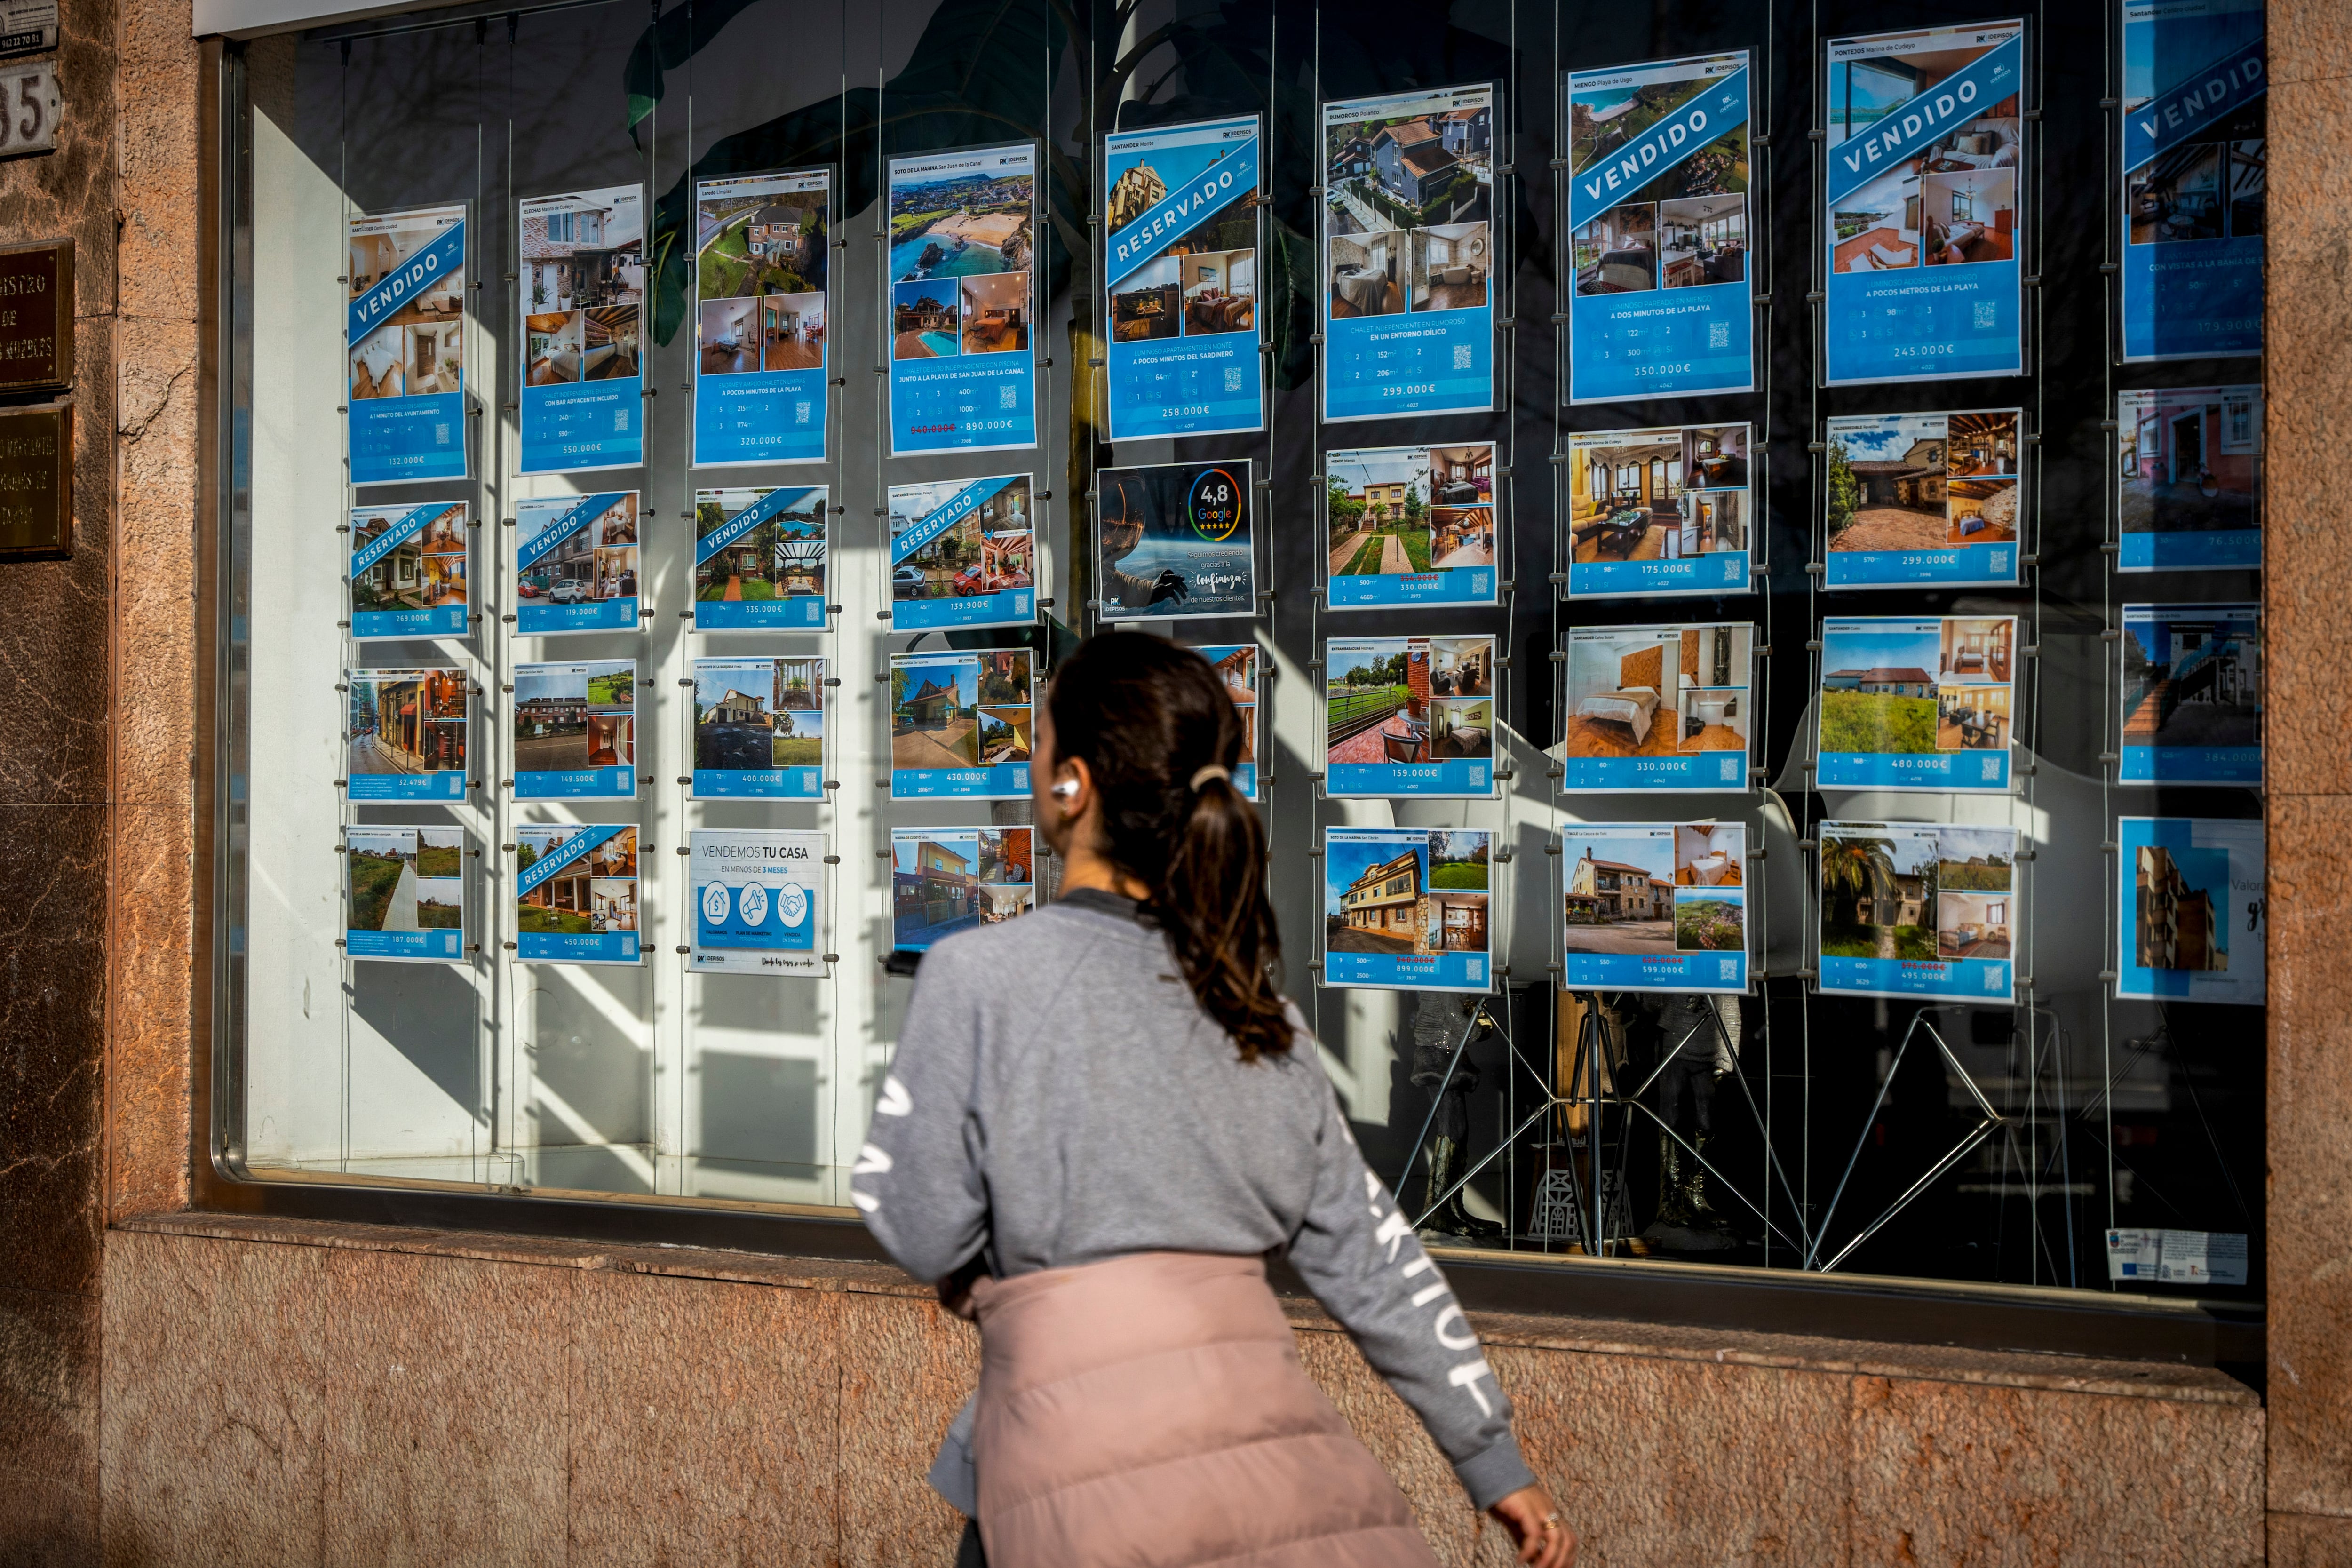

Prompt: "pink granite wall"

[99,1219,2265,1568]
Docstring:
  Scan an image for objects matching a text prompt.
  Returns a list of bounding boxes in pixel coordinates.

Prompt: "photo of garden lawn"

[413,829,464,929]
[586,665,635,709]
[345,835,409,931]
[1819,623,1941,755]
[1327,471,1431,577]
[1819,828,1937,961]
[1428,830,1488,890]
[1674,892,1744,952]
[773,709,823,765]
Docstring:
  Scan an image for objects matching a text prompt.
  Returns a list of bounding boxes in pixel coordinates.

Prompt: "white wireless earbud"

[1051,780,1079,800]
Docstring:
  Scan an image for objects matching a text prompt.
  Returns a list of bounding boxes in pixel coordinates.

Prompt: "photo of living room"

[1936,683,2011,751]
[1573,202,1655,294]
[761,293,824,371]
[2129,139,2265,245]
[1919,167,2015,264]
[1569,424,1749,564]
[1831,164,1920,272]
[1327,230,1404,318]
[1409,223,1489,310]
[959,272,1027,354]
[1109,253,1180,341]
[1177,247,1255,335]
[1658,194,1746,288]
[1939,617,2014,685]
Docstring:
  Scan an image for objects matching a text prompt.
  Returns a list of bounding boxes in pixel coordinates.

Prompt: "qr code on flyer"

[1452,343,1473,370]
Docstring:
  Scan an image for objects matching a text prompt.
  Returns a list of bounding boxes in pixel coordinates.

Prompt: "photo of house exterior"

[1821,666,1935,698]
[893,834,978,947]
[1336,848,1421,943]
[1564,850,1671,922]
[1372,120,1460,207]
[2137,844,2227,971]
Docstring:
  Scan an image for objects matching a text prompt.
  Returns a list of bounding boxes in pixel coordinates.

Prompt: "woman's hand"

[1490,1484,1575,1567]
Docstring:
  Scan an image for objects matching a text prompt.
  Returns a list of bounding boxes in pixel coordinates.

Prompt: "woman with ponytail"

[854,634,1574,1568]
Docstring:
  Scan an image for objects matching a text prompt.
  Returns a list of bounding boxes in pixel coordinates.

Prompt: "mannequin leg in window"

[1412,992,1502,1240]
[1641,993,1740,1252]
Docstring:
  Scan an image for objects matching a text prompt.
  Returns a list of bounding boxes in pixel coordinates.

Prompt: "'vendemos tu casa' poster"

[1095,461,1255,621]
[344,827,466,963]
[1560,623,1753,793]
[1323,828,1492,992]
[2115,817,2264,1005]
[1818,821,2016,1002]
[889,476,1036,632]
[1565,422,1752,597]
[517,185,645,474]
[1824,409,2022,588]
[350,501,468,640]
[691,656,826,800]
[1103,115,1265,441]
[695,486,827,631]
[2122,0,2265,361]
[886,144,1039,456]
[1560,822,1749,994]
[1824,22,2026,386]
[1564,52,1753,402]
[2120,603,2261,786]
[1816,616,2015,792]
[1324,635,1496,798]
[1319,84,1496,422]
[690,829,824,975]
[515,493,639,635]
[1323,443,1497,609]
[515,824,640,964]
[2117,386,2261,571]
[889,649,1033,800]
[346,667,467,803]
[891,826,1034,951]
[693,169,830,467]
[346,204,467,485]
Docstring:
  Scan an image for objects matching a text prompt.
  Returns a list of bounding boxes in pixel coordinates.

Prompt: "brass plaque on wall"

[0,400,70,559]
[0,237,69,392]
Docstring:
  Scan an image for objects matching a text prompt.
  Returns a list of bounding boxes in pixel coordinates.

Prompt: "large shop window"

[213,0,2267,1324]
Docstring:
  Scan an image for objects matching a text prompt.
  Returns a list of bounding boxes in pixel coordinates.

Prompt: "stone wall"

[99,1217,2265,1568]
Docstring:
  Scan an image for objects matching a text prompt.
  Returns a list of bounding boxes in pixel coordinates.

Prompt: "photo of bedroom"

[1568,425,1749,564]
[1109,252,1180,341]
[1658,195,1746,288]
[699,296,761,376]
[1946,478,2018,545]
[1178,247,1255,335]
[1937,892,2012,960]
[1919,167,2015,264]
[960,272,1028,354]
[1564,628,1675,760]
[1674,823,1743,888]
[1328,230,1405,318]
[1409,223,1489,310]
[1573,203,1655,294]
[1936,683,2011,751]
[524,311,583,385]
[1940,617,2014,684]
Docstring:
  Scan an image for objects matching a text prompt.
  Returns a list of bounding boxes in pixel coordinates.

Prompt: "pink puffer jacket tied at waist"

[969,1251,1440,1568]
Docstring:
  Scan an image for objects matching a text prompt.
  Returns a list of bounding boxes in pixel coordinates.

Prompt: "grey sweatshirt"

[852,889,1537,1513]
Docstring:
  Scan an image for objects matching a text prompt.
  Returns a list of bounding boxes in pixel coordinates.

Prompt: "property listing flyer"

[1096,461,1255,621]
[1560,822,1748,994]
[1194,643,1261,800]
[1324,634,1496,798]
[888,475,1036,632]
[1319,83,1497,422]
[517,184,645,474]
[2105,1226,2250,1287]
[1559,622,1753,793]
[1817,821,2016,1002]
[1816,616,2015,792]
[1323,828,1493,992]
[890,825,1034,952]
[346,204,467,485]
[1103,115,1265,441]
[1823,22,2026,386]
[694,486,827,631]
[2117,386,2261,570]
[511,659,636,799]
[344,827,467,963]
[2121,603,2261,786]
[889,649,1033,800]
[886,143,1039,456]
[346,667,467,803]
[691,656,826,800]
[2115,816,2264,1005]
[1565,422,1752,597]
[1323,443,1496,609]
[689,828,824,975]
[515,492,639,635]
[514,824,641,965]
[350,501,468,640]
[691,168,830,468]
[2122,0,2265,361]
[1564,51,1753,402]
[1824,409,2022,588]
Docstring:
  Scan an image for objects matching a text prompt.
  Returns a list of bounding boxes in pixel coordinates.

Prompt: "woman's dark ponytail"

[1047,636,1294,1061]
